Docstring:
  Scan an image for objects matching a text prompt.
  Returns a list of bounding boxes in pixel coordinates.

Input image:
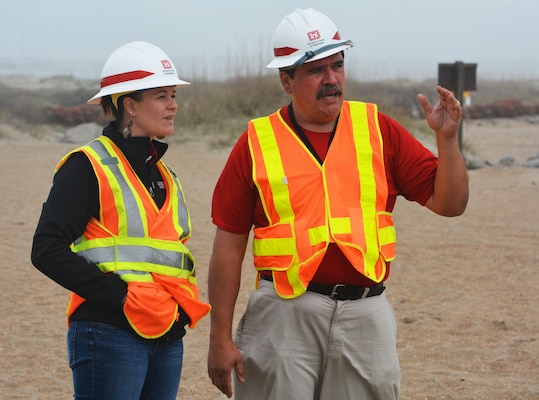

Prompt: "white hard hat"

[88,41,190,104]
[266,8,354,69]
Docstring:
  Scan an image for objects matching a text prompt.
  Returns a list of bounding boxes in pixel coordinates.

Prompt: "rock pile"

[465,151,539,170]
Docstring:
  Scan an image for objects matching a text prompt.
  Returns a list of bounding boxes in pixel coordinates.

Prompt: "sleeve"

[211,131,258,234]
[31,152,127,307]
[379,112,438,207]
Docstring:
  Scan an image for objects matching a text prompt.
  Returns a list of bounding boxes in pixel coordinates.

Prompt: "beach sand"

[1,117,538,399]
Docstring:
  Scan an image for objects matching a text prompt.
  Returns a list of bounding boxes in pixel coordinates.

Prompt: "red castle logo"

[161,60,172,69]
[307,30,321,41]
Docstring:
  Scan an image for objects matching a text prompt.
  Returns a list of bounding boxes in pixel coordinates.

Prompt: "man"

[207,8,468,400]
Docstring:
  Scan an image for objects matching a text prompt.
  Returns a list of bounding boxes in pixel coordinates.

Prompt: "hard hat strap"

[111,91,136,110]
[290,40,353,69]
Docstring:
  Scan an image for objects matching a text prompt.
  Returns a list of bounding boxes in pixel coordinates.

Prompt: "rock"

[499,155,515,167]
[59,122,102,144]
[524,158,539,168]
[465,155,487,170]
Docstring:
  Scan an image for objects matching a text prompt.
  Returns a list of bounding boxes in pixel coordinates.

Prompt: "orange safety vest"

[58,136,210,338]
[247,101,396,298]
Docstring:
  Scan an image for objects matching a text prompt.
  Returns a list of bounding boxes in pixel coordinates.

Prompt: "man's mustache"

[317,84,342,99]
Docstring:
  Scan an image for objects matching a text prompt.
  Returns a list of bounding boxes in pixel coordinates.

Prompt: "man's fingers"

[208,368,233,397]
[219,374,233,398]
[235,359,245,383]
[417,93,432,117]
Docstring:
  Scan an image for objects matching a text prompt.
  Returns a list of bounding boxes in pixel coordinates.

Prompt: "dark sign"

[438,62,477,91]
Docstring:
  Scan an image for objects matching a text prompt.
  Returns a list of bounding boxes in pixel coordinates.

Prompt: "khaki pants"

[234,280,400,400]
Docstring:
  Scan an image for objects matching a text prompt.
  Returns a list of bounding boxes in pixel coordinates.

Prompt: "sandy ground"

[0,117,538,400]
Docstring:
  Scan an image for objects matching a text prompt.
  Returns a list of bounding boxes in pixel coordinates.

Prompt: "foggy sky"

[1,0,537,81]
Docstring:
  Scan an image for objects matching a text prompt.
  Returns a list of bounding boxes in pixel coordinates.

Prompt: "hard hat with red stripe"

[88,41,190,104]
[266,8,354,69]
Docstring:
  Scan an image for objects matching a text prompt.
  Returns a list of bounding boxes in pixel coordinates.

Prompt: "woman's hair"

[100,91,144,121]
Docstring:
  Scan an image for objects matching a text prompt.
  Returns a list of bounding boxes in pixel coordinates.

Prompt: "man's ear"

[280,71,292,94]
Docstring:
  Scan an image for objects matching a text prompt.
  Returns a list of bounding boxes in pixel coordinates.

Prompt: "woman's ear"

[123,97,137,115]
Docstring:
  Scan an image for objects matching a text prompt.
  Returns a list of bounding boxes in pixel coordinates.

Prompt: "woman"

[31,41,210,400]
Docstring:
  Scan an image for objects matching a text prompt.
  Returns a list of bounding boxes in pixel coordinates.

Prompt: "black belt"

[259,274,385,301]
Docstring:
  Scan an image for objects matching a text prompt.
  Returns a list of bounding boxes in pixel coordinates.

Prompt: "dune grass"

[0,72,538,148]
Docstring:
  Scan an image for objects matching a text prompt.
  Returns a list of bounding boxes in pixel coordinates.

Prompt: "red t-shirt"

[211,104,437,286]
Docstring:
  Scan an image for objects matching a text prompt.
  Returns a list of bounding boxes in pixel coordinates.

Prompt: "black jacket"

[31,122,189,340]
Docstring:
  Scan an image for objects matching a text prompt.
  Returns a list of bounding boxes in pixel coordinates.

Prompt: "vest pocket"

[377,211,396,261]
[252,223,295,270]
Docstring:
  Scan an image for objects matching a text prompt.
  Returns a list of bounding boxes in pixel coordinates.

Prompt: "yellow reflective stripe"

[328,217,351,235]
[252,237,296,256]
[349,102,380,278]
[161,162,191,240]
[116,270,153,282]
[378,226,396,247]
[75,244,194,272]
[178,282,196,298]
[86,138,147,237]
[251,116,295,223]
[92,267,194,284]
[378,210,396,262]
[248,122,272,225]
[307,225,327,246]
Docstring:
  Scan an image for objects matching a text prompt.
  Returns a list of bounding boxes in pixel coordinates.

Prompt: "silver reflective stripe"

[166,166,190,240]
[78,245,194,271]
[88,140,145,237]
[117,270,151,277]
[74,138,195,278]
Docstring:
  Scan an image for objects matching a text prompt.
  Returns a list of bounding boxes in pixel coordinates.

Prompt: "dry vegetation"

[1,74,538,147]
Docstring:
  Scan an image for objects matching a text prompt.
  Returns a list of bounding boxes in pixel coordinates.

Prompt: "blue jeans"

[67,321,184,400]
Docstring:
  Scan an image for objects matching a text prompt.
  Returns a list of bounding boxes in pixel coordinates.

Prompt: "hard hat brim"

[266,42,353,69]
[87,78,190,105]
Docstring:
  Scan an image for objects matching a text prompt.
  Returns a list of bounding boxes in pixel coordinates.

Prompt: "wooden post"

[455,61,465,151]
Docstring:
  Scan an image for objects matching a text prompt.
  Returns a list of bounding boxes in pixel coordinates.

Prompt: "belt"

[259,274,385,301]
